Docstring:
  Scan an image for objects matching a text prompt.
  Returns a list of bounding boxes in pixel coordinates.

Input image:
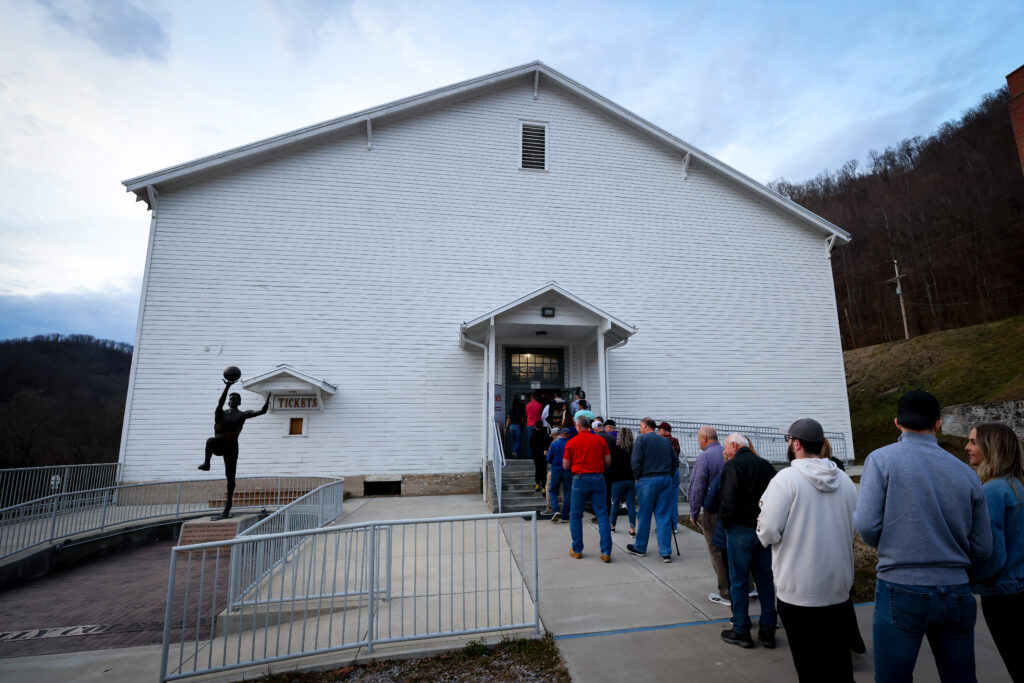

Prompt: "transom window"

[509,351,561,382]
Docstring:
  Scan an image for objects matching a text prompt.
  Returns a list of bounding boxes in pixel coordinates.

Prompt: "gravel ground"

[260,635,570,683]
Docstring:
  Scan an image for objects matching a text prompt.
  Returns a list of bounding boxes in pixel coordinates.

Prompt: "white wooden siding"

[120,77,853,481]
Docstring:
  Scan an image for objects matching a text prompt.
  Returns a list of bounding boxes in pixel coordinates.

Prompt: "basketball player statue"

[198,367,269,518]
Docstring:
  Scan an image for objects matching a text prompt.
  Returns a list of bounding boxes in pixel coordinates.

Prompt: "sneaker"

[569,550,583,559]
[626,544,646,557]
[535,483,542,492]
[660,555,672,563]
[197,463,210,471]
[550,512,561,523]
[629,528,636,537]
[600,554,611,563]
[610,526,616,533]
[758,628,776,649]
[721,629,754,648]
[749,588,759,599]
[708,592,731,606]
[590,516,599,524]
[542,507,554,515]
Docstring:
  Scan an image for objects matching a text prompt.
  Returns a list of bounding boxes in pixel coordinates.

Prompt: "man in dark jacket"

[719,433,778,649]
[627,417,677,562]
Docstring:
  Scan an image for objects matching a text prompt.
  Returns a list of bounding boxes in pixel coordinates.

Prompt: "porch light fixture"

[541,307,555,317]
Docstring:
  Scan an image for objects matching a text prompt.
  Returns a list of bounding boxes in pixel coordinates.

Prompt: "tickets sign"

[274,395,320,411]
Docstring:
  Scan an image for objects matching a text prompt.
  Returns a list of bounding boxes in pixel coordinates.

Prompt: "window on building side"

[289,418,304,435]
[521,123,546,170]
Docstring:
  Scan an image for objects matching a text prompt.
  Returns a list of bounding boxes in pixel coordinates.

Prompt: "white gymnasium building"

[118,62,853,496]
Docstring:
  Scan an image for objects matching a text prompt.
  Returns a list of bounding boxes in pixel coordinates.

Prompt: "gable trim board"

[122,61,849,245]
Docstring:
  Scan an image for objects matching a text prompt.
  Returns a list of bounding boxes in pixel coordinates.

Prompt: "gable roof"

[240,364,337,395]
[122,61,850,242]
[460,281,637,348]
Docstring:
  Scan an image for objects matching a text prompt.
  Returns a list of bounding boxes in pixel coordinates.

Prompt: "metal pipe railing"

[0,476,338,560]
[160,511,539,682]
[610,417,851,464]
[0,463,121,509]
[229,480,346,609]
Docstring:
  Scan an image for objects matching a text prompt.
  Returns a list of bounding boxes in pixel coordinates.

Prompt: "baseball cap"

[786,418,824,443]
[604,419,616,427]
[897,390,941,430]
[575,389,586,398]
[592,420,603,429]
[559,428,572,436]
[657,421,672,432]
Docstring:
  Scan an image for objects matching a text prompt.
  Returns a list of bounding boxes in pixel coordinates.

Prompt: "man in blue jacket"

[547,429,571,523]
[854,390,992,682]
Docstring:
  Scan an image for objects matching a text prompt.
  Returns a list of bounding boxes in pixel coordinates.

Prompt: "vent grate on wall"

[521,124,546,169]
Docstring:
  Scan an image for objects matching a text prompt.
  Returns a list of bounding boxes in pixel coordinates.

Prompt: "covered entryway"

[460,283,637,508]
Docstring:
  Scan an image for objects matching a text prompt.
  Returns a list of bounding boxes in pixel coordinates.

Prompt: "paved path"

[0,494,1013,682]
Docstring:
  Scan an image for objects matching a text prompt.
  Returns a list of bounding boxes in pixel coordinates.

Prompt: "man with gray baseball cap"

[758,418,857,680]
[854,389,992,682]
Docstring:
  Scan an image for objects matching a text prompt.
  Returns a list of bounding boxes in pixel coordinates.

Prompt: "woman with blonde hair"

[968,421,1024,682]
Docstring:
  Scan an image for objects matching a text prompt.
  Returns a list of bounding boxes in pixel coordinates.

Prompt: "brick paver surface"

[0,540,195,658]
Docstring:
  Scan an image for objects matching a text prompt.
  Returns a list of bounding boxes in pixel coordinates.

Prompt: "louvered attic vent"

[521,124,546,170]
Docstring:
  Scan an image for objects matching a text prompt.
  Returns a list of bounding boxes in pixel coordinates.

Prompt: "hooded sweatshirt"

[756,457,858,607]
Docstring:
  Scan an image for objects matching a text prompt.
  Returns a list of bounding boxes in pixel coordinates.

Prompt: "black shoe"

[197,463,210,471]
[758,628,776,649]
[721,629,754,648]
[590,516,599,524]
[660,555,672,563]
[626,544,646,557]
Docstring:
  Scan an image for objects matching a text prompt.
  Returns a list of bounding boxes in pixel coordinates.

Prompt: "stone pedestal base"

[177,514,259,547]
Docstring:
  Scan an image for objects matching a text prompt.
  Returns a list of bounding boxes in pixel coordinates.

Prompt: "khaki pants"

[701,511,730,596]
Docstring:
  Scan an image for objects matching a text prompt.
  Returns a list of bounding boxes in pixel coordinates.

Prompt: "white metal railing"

[490,419,506,513]
[611,417,852,465]
[0,476,336,560]
[160,512,539,682]
[0,463,121,509]
[229,480,346,610]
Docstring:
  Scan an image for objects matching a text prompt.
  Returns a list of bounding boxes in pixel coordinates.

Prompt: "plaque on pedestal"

[177,514,259,548]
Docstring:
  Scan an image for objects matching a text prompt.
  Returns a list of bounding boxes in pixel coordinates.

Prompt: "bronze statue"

[198,371,269,518]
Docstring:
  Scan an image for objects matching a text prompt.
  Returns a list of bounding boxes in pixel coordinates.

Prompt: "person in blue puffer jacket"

[967,421,1024,682]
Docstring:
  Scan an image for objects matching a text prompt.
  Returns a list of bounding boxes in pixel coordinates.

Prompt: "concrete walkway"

[0,494,1013,682]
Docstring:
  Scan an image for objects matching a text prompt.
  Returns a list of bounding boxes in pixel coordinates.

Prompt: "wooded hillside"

[771,87,1024,349]
[0,334,131,468]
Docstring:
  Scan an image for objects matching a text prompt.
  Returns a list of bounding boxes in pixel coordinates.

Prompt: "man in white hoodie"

[757,418,858,683]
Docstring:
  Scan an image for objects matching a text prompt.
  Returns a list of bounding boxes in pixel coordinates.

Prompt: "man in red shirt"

[524,392,544,460]
[563,414,613,562]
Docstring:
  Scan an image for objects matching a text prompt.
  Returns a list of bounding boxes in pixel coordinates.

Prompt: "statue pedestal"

[178,514,260,547]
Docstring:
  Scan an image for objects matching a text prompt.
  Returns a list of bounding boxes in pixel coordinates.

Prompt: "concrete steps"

[485,460,552,514]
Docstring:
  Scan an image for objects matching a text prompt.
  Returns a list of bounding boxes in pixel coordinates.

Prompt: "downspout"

[461,331,489,502]
[602,331,631,420]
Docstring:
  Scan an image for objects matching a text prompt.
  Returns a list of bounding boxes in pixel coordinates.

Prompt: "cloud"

[0,288,140,344]
[38,0,170,62]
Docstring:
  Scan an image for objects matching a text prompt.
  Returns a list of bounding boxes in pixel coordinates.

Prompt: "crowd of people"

[517,388,1024,683]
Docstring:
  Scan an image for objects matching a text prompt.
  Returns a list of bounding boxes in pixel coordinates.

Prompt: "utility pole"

[886,259,910,340]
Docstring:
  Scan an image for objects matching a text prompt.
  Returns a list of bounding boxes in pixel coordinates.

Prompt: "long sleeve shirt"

[854,431,992,585]
[689,442,725,516]
[630,432,675,478]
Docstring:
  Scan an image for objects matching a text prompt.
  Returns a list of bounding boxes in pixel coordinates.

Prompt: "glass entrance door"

[504,348,564,458]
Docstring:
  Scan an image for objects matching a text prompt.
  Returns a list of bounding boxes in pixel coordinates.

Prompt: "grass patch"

[256,633,569,682]
[844,315,1024,461]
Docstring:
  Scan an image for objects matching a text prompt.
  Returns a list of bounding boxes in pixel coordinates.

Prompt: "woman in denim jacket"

[968,421,1024,682]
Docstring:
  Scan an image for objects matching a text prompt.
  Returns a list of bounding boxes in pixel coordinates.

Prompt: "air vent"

[521,123,546,170]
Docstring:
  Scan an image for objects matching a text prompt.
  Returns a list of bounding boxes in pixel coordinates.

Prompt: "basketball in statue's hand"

[223,366,242,382]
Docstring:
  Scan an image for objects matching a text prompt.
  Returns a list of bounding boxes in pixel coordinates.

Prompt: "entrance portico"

[460,283,637,440]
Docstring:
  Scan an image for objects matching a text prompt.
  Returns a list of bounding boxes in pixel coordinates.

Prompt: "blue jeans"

[873,578,977,683]
[525,426,536,459]
[569,473,611,555]
[610,480,636,530]
[508,424,522,457]
[634,475,673,557]
[725,525,776,635]
[549,469,572,514]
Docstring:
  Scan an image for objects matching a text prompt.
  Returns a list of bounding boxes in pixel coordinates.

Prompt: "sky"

[1,0,1021,344]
